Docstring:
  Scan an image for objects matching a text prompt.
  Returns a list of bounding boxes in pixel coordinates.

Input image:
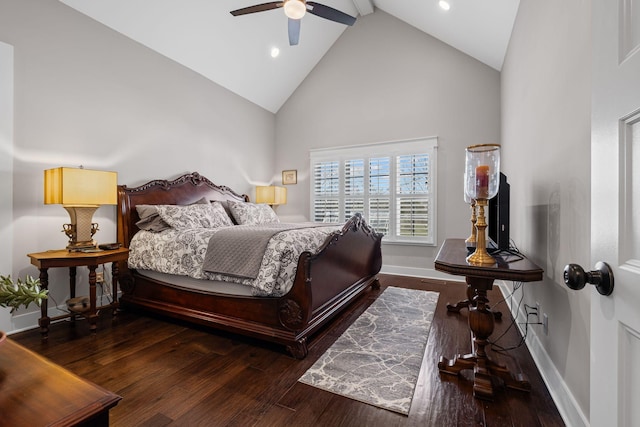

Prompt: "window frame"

[310,137,438,246]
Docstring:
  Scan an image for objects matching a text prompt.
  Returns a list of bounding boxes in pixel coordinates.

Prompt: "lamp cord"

[489,281,543,353]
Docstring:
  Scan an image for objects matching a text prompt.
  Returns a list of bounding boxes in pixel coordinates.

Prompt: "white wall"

[0,41,14,331]
[501,0,591,424]
[275,10,501,275]
[0,0,276,332]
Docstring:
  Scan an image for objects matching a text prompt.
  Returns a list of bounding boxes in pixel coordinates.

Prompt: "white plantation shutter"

[344,159,364,220]
[310,138,437,244]
[398,198,430,236]
[369,157,391,235]
[396,154,431,239]
[313,161,340,222]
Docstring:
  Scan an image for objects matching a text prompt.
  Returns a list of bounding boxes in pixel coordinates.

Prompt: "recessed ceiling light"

[270,47,280,58]
[439,0,451,11]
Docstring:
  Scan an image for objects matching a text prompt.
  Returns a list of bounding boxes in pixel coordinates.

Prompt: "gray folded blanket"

[202,223,327,279]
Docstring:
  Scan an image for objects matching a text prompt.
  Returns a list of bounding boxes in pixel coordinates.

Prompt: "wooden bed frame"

[116,172,383,358]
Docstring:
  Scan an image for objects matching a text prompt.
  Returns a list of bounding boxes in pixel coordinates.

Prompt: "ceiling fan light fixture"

[284,0,306,19]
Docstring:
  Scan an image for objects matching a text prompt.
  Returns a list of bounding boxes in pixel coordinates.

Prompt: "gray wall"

[275,10,501,274]
[0,0,276,332]
[502,0,591,421]
[0,41,13,329]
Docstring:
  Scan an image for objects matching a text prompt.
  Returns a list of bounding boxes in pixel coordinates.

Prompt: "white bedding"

[127,224,340,297]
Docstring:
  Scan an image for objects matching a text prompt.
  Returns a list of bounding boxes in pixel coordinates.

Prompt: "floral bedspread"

[127,224,340,297]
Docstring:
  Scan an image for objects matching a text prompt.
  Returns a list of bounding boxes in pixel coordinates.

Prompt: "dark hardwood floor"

[11,274,565,426]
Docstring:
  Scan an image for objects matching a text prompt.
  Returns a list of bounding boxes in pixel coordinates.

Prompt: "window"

[310,138,437,245]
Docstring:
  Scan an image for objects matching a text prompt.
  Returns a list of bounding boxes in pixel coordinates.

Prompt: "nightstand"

[27,247,129,339]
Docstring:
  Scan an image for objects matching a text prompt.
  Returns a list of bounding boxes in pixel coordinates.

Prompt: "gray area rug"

[299,286,439,415]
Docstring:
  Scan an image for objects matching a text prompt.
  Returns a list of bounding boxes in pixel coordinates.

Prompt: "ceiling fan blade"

[230,2,283,16]
[306,2,356,26]
[288,18,301,46]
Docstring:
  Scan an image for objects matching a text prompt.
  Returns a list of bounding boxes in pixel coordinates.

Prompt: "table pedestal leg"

[88,265,98,334]
[38,268,50,340]
[438,278,530,400]
[111,261,120,319]
[446,277,502,319]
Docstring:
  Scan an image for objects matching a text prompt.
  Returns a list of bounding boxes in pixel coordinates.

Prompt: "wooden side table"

[434,238,543,400]
[0,338,121,426]
[27,247,129,339]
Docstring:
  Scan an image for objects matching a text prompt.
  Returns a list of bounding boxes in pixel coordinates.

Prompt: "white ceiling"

[59,0,520,113]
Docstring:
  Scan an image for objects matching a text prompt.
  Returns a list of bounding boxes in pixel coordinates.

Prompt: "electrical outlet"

[95,272,104,283]
[543,313,549,335]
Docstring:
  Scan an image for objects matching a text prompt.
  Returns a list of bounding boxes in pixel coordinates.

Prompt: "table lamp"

[464,144,500,265]
[255,185,287,207]
[44,167,117,251]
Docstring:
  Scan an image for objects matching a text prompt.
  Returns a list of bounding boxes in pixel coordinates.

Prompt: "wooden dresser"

[0,338,121,426]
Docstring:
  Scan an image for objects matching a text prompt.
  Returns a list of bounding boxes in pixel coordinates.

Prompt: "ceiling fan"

[230,0,357,46]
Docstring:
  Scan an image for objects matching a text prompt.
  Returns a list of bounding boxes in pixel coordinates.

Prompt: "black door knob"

[563,262,614,296]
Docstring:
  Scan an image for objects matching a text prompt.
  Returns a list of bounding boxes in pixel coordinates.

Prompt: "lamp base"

[466,248,497,265]
[465,198,496,266]
[62,205,100,251]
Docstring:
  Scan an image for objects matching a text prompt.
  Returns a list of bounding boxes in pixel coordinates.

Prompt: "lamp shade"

[44,167,117,206]
[464,144,500,201]
[255,186,287,205]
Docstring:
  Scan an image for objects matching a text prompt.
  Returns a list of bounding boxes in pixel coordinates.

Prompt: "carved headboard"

[116,172,249,248]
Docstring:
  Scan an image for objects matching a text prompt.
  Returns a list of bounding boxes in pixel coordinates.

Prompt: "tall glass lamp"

[464,172,477,249]
[464,144,500,265]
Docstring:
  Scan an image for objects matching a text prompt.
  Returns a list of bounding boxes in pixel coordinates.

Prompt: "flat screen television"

[488,172,510,251]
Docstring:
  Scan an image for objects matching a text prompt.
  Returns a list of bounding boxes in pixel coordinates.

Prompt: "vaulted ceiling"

[59,0,519,113]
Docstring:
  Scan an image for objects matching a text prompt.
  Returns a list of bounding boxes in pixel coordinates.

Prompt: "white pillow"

[227,201,279,225]
[135,197,211,232]
[156,202,233,230]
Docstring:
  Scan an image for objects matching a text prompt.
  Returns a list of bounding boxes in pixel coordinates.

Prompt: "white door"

[591,1,640,425]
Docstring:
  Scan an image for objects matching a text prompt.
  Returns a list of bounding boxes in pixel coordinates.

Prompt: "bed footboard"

[278,213,382,357]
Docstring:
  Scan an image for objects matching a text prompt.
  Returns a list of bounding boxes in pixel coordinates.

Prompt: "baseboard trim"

[496,281,589,427]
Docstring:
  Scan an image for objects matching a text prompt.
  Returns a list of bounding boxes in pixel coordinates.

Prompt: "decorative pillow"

[156,202,233,230]
[227,200,279,225]
[211,200,240,225]
[135,205,171,232]
[135,197,210,232]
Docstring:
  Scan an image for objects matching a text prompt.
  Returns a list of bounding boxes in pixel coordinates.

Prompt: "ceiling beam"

[351,0,374,16]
